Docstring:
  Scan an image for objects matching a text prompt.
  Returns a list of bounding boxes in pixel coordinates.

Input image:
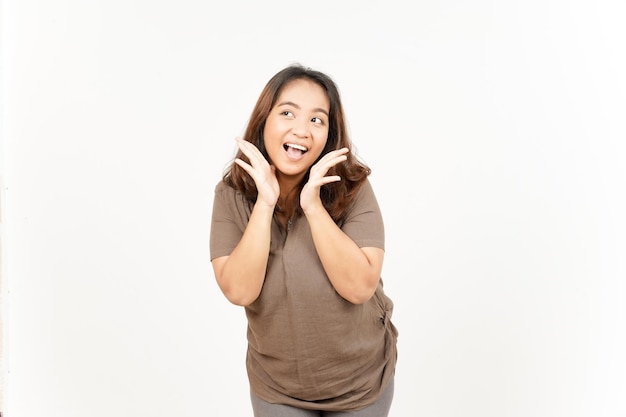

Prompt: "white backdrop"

[2,1,626,416]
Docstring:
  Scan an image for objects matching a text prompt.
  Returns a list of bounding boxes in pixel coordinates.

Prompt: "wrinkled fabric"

[210,179,398,411]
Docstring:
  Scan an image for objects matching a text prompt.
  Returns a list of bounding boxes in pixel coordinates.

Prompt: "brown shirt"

[210,179,398,411]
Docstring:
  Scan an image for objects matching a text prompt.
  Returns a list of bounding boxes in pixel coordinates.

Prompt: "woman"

[210,64,398,416]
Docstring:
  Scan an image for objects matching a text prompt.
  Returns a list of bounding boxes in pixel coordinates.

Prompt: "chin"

[277,165,308,178]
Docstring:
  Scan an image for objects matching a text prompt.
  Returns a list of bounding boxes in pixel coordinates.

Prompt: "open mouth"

[284,143,308,158]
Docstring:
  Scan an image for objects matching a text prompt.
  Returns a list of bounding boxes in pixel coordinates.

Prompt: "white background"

[2,0,626,416]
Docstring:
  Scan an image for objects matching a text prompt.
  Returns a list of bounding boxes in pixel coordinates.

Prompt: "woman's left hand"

[300,148,349,214]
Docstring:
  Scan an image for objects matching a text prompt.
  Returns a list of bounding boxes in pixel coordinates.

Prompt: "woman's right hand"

[234,138,280,208]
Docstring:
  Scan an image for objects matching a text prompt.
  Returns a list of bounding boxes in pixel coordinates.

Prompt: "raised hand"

[234,138,280,208]
[300,147,349,214]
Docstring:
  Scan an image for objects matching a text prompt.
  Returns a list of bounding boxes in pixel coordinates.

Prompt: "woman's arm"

[305,206,384,304]
[212,201,274,306]
[300,149,383,304]
[212,138,280,306]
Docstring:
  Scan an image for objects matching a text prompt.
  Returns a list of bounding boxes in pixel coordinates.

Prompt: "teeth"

[286,143,308,152]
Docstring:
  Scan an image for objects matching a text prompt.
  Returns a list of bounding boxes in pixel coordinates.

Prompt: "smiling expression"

[263,78,330,182]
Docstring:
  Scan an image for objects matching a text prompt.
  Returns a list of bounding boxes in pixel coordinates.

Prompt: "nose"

[291,119,310,138]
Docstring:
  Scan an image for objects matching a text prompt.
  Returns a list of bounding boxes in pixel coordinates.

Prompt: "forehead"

[277,79,330,110]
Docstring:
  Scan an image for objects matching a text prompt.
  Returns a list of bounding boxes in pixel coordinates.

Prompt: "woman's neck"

[277,173,303,202]
[276,176,302,219]
[277,188,298,212]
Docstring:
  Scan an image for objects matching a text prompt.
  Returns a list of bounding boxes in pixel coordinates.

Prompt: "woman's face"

[263,78,330,181]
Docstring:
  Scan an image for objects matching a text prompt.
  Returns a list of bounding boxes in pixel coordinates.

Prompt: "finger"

[235,138,257,157]
[325,148,349,159]
[234,158,253,174]
[310,154,348,177]
[317,148,349,163]
[308,175,342,188]
[236,138,268,167]
[320,175,341,184]
[317,148,349,166]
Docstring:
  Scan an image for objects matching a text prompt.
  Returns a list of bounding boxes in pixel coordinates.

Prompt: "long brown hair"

[223,64,371,222]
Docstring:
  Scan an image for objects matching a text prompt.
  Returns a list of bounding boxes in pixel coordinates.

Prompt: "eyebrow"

[277,101,329,117]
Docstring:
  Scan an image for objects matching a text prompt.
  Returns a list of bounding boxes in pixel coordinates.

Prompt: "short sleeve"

[209,181,252,260]
[340,179,385,250]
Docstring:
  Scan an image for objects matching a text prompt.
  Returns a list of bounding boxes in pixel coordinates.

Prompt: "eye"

[281,110,294,117]
[311,117,324,124]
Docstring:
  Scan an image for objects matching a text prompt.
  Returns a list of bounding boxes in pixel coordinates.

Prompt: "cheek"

[263,125,282,150]
[314,128,329,145]
[315,133,329,153]
[263,116,283,136]
[262,122,274,139]
[310,140,328,162]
